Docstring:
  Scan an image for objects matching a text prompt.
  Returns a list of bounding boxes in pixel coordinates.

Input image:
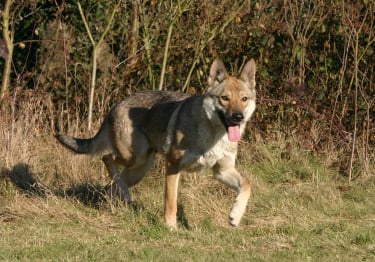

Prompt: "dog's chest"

[179,136,236,172]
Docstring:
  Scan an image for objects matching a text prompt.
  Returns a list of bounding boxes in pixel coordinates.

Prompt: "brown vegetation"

[0,1,374,194]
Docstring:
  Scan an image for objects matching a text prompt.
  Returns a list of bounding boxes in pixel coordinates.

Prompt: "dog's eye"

[242,97,248,102]
[221,96,230,101]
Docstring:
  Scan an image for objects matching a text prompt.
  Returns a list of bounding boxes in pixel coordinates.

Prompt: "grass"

[0,116,374,261]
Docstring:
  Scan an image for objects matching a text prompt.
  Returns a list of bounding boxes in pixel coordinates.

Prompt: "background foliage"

[1,0,374,178]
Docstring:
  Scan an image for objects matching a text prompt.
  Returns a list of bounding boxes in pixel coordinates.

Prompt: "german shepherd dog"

[56,58,256,228]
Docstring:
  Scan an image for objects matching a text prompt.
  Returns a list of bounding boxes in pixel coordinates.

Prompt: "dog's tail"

[56,119,110,155]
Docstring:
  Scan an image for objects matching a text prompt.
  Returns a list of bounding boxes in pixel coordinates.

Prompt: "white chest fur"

[179,135,237,172]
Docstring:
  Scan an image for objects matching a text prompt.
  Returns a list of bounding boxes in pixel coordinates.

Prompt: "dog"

[56,58,256,228]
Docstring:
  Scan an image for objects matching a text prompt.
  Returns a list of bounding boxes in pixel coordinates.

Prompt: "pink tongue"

[228,125,241,142]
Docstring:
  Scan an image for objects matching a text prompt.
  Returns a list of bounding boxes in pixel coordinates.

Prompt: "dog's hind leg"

[120,151,155,187]
[213,158,251,226]
[103,150,155,202]
[103,127,154,202]
[102,154,132,202]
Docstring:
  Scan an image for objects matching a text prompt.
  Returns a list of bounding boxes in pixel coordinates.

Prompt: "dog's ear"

[208,58,228,89]
[240,59,256,89]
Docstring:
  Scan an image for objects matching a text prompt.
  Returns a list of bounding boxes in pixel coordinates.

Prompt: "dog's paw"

[106,183,132,203]
[165,219,178,230]
[229,198,246,226]
[229,207,241,226]
[229,187,250,226]
[119,191,132,203]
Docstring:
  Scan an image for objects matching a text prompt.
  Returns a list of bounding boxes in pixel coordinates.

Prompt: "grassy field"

[1,119,374,261]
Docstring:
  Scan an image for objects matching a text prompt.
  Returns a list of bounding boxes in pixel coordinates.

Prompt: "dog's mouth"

[218,111,243,142]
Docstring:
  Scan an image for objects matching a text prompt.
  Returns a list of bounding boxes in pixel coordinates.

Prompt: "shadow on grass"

[1,163,47,197]
[1,162,191,229]
[62,183,107,207]
[177,203,190,229]
[1,162,107,207]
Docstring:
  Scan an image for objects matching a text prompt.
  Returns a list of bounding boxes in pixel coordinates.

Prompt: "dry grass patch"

[1,113,374,261]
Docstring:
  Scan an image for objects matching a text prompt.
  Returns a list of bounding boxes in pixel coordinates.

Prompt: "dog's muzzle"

[217,110,244,142]
[217,110,244,128]
[231,112,244,124]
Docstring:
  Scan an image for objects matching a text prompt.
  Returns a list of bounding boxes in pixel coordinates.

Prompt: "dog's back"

[57,91,190,156]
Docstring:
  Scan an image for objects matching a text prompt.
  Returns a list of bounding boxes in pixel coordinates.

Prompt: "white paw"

[165,217,178,230]
[229,193,250,226]
[229,204,242,226]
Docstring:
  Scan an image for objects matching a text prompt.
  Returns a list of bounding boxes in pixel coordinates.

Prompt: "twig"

[158,0,192,91]
[77,1,118,130]
[158,21,175,90]
[1,0,14,99]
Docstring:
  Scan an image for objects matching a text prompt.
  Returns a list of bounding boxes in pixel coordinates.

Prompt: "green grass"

[1,136,375,261]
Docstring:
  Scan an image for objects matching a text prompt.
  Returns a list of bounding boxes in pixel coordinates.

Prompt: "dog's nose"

[232,112,244,122]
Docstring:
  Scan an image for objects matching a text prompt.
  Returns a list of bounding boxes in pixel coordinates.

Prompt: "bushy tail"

[56,120,110,155]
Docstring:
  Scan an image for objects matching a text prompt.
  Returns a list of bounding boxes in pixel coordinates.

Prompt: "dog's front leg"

[164,163,180,229]
[213,158,251,226]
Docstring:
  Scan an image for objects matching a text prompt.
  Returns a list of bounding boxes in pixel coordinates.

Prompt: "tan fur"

[56,58,256,228]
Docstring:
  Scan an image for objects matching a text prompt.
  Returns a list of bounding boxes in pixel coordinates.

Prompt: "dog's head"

[205,58,256,142]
